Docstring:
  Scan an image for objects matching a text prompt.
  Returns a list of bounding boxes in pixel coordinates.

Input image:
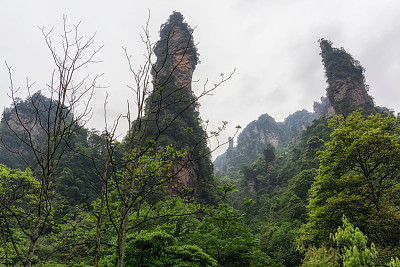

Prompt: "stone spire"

[319,39,374,116]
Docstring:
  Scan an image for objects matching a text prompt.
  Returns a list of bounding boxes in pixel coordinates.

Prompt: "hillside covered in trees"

[214,39,400,266]
[1,11,400,267]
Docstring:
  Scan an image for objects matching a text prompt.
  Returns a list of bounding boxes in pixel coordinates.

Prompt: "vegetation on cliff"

[1,11,400,267]
[319,39,375,116]
[299,111,400,264]
[144,11,216,203]
[214,40,399,266]
[0,12,258,267]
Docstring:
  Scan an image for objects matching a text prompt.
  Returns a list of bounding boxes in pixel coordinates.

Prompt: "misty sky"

[1,0,400,157]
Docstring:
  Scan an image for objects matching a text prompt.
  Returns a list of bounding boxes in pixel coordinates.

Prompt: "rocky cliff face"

[215,39,378,174]
[215,110,315,173]
[215,39,381,198]
[236,114,284,164]
[149,12,214,202]
[283,109,316,143]
[319,39,375,116]
[153,12,198,94]
[313,96,334,118]
[0,92,56,168]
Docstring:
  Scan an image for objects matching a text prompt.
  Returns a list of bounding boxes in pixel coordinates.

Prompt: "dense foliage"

[2,13,400,266]
[222,109,400,266]
[300,111,400,264]
[0,11,241,266]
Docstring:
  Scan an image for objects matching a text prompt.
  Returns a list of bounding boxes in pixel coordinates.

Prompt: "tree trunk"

[24,210,43,267]
[94,180,106,267]
[94,157,110,267]
[116,159,136,267]
[116,211,131,267]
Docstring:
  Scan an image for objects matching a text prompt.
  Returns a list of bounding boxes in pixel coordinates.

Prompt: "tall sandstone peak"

[152,11,198,94]
[319,39,375,116]
[148,12,215,202]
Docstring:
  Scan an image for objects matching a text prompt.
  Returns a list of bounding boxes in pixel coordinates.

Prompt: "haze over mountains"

[1,8,400,267]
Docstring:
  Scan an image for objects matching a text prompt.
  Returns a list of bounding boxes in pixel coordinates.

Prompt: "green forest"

[1,12,400,267]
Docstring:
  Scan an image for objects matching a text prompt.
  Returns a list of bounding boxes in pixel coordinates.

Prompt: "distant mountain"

[214,110,315,173]
[213,39,398,265]
[215,39,387,174]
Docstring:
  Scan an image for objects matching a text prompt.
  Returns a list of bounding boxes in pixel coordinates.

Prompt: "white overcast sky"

[1,0,400,158]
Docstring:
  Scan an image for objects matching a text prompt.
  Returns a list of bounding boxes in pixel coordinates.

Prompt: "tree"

[260,220,303,266]
[302,215,378,267]
[388,257,400,267]
[331,215,378,267]
[300,111,400,258]
[1,16,102,267]
[189,203,271,266]
[123,230,218,266]
[1,12,236,266]
[90,12,235,267]
[0,165,41,266]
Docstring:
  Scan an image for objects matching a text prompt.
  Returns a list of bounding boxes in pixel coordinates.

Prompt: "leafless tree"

[94,14,236,267]
[1,15,102,267]
[1,14,237,267]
